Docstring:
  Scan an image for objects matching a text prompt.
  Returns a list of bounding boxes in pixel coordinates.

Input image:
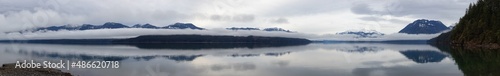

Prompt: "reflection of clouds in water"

[0,43,307,56]
[361,61,386,66]
[271,60,290,67]
[72,58,206,76]
[310,43,441,53]
[263,67,350,76]
[0,43,463,76]
[352,64,463,76]
[210,62,256,71]
[338,46,385,53]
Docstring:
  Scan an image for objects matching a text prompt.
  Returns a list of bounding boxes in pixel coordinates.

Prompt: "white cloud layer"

[0,0,475,35]
[0,28,444,41]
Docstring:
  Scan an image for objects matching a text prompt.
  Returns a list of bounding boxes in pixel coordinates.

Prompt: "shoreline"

[0,63,73,76]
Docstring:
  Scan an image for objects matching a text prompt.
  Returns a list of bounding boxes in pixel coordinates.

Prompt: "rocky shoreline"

[0,63,72,76]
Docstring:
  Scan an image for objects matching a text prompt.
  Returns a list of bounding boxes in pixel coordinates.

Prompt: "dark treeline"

[112,35,311,44]
[0,35,311,49]
[432,0,500,48]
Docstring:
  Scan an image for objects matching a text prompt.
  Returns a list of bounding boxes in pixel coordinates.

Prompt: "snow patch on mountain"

[335,30,385,38]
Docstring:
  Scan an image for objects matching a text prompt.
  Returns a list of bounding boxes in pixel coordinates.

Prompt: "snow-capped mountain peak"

[6,22,205,33]
[399,19,449,34]
[226,27,260,31]
[226,27,294,33]
[336,30,385,38]
[263,27,292,32]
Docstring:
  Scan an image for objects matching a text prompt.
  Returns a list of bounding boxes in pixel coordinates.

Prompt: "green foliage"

[449,0,500,45]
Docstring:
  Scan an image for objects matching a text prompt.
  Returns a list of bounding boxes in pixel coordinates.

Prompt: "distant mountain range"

[8,22,203,33]
[7,22,295,33]
[333,19,449,38]
[336,30,385,38]
[399,19,449,34]
[226,27,293,32]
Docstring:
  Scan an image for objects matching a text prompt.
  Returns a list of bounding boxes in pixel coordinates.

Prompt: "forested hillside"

[432,0,500,48]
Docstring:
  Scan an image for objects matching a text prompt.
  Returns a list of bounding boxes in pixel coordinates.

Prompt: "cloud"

[351,4,379,15]
[0,0,475,34]
[312,32,443,41]
[259,0,352,17]
[358,16,408,24]
[210,14,255,22]
[270,18,289,24]
[351,0,475,22]
[0,28,316,40]
[353,64,462,76]
[0,27,445,41]
[210,62,256,71]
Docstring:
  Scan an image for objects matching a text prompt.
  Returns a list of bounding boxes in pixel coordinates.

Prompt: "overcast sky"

[0,0,476,34]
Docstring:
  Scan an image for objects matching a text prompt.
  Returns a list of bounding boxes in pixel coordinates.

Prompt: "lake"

[0,43,498,76]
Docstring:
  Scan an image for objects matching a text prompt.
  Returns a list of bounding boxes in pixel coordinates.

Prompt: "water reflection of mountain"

[0,42,310,50]
[14,50,203,61]
[129,43,308,50]
[322,43,448,64]
[399,50,447,63]
[317,43,442,53]
[8,49,292,62]
[230,52,291,57]
[337,46,385,53]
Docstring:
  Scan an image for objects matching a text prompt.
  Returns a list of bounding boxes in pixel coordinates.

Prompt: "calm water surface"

[0,43,497,76]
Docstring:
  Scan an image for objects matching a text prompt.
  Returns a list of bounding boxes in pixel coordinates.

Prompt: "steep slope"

[399,19,449,34]
[432,0,500,48]
[449,0,500,46]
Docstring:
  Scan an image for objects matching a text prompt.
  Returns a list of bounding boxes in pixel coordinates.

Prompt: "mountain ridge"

[399,19,449,34]
[7,22,204,33]
[226,27,293,32]
[336,30,385,38]
[431,0,500,48]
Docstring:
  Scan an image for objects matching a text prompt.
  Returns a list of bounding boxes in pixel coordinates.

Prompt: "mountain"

[101,22,129,28]
[163,23,204,30]
[8,22,204,33]
[448,25,455,29]
[263,27,292,32]
[226,27,293,32]
[27,22,128,32]
[132,24,159,29]
[398,19,449,34]
[431,0,500,48]
[336,30,385,38]
[226,27,260,31]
